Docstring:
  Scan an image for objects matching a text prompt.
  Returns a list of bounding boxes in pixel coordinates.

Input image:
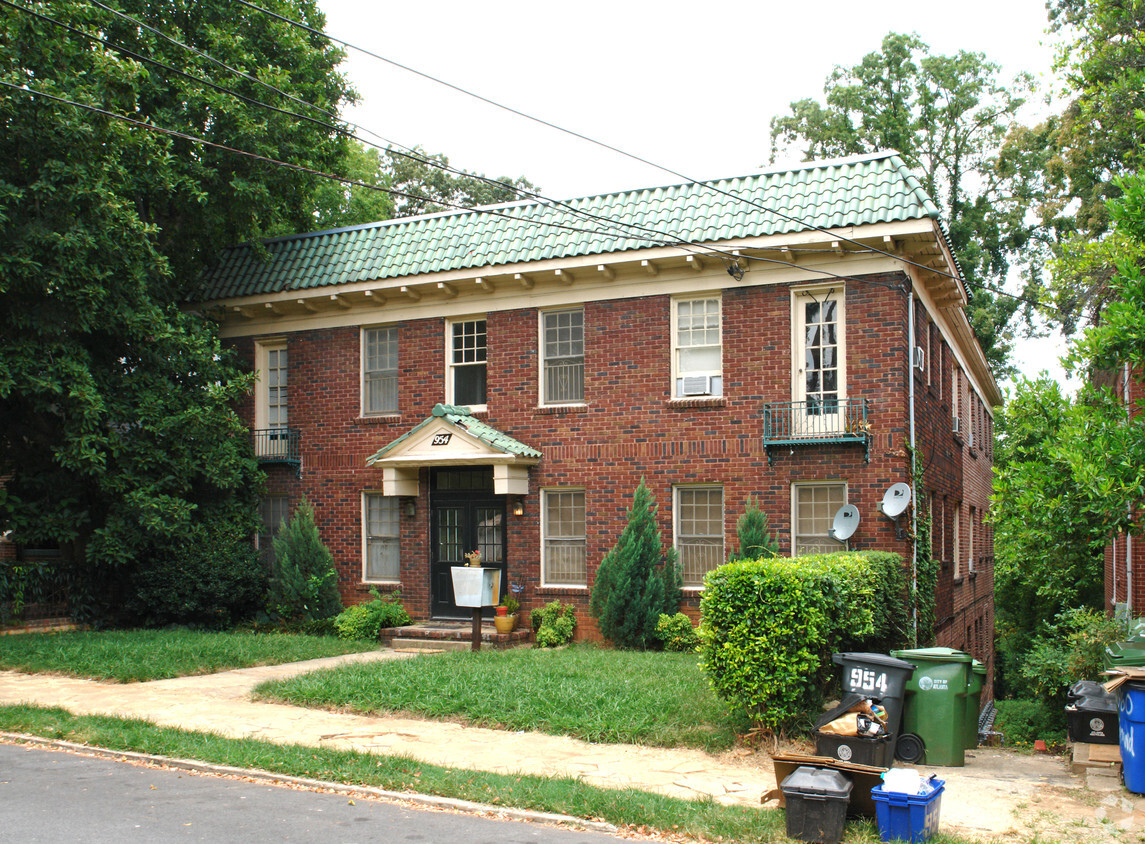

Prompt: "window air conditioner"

[681,375,712,396]
[913,345,925,372]
[952,416,961,434]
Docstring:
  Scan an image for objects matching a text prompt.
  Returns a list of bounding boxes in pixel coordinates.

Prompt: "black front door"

[430,470,506,618]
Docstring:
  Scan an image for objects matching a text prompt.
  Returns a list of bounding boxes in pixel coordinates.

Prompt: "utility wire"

[234,0,967,286]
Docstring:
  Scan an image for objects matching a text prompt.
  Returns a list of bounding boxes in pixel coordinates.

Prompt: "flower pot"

[495,605,508,617]
[493,614,516,635]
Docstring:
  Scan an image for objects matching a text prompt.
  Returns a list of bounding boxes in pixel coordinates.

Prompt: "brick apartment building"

[1103,366,1144,617]
[193,151,999,672]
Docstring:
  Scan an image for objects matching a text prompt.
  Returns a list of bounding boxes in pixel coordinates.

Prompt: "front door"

[430,469,506,618]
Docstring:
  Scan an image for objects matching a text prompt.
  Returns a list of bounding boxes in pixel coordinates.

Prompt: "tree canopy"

[770,32,1032,375]
[0,0,353,619]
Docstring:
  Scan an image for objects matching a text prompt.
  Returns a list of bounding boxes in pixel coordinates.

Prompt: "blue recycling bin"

[1119,681,1145,794]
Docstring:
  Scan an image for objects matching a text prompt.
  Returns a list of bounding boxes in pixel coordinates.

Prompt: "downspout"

[908,287,918,643]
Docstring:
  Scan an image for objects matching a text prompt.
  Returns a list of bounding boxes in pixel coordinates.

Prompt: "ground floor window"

[675,486,724,587]
[364,493,400,582]
[258,495,290,568]
[543,489,586,586]
[792,483,847,556]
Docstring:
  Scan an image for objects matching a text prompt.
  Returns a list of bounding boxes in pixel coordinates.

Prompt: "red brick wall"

[232,272,995,653]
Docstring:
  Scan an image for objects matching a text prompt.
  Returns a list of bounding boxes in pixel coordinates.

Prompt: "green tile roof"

[197,151,941,301]
[366,404,542,465]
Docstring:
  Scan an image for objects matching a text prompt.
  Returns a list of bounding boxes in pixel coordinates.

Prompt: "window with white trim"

[543,489,586,586]
[364,493,400,582]
[363,326,398,415]
[448,318,487,407]
[672,297,722,398]
[541,308,584,404]
[258,495,290,569]
[675,486,724,586]
[953,503,962,577]
[794,288,844,416]
[254,340,289,458]
[792,483,847,556]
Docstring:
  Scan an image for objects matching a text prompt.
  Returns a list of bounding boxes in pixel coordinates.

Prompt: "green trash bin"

[1105,641,1145,670]
[891,647,974,767]
[964,660,986,751]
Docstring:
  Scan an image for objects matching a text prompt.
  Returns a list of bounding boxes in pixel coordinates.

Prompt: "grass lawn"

[255,644,753,752]
[0,629,377,683]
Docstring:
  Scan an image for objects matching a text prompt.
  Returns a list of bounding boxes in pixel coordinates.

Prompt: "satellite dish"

[878,483,912,518]
[829,505,860,541]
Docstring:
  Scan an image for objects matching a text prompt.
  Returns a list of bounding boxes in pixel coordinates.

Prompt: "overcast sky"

[317,0,1074,391]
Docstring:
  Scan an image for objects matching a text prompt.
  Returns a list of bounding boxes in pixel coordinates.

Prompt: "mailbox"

[451,566,501,608]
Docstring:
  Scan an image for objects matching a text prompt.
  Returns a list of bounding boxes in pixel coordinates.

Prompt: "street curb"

[1,732,619,834]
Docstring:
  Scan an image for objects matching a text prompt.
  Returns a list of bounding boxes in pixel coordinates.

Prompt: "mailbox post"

[450,566,502,651]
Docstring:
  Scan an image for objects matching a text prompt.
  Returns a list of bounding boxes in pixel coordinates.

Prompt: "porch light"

[403,499,416,518]
[512,498,525,517]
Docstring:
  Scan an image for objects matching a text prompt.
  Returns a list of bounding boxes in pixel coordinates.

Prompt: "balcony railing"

[761,398,870,464]
[252,427,301,468]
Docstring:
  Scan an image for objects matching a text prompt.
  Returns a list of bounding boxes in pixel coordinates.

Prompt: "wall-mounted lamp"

[512,498,525,517]
[403,499,416,518]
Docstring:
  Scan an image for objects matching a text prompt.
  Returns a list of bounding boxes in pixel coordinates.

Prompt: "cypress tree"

[590,479,682,649]
[267,498,343,621]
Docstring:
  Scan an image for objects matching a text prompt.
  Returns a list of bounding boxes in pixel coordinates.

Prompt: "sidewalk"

[0,649,1138,841]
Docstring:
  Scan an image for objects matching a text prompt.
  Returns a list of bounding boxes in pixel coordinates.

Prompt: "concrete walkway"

[0,649,1140,842]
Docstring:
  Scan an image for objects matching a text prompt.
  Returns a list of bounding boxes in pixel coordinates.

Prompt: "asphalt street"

[0,742,627,843]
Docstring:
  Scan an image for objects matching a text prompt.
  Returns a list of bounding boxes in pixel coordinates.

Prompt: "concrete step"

[390,638,470,653]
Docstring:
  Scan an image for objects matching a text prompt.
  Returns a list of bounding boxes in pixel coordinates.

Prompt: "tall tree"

[770,33,1032,374]
[0,0,353,619]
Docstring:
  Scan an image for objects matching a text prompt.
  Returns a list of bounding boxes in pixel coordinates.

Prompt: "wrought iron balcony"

[252,427,301,466]
[761,398,870,464]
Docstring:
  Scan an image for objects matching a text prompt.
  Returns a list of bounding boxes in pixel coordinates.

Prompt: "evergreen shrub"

[589,479,682,649]
[530,600,577,647]
[266,498,343,621]
[656,612,700,652]
[699,551,910,731]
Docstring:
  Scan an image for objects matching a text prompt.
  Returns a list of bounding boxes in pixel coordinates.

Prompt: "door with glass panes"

[429,469,506,618]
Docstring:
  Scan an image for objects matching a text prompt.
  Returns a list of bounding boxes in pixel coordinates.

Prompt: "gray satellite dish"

[878,483,912,518]
[828,505,860,541]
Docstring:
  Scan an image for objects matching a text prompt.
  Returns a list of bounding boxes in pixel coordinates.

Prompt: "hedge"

[698,551,910,731]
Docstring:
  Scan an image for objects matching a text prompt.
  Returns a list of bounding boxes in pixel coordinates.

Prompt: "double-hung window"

[542,489,586,586]
[363,326,398,415]
[675,486,724,586]
[673,297,722,398]
[792,483,847,556]
[364,493,400,582]
[542,309,584,404]
[255,340,289,458]
[449,318,487,407]
[258,495,290,568]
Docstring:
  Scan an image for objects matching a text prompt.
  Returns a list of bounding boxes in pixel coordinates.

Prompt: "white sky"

[318,0,1075,393]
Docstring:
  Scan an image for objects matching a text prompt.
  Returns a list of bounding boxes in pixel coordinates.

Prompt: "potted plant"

[494,595,520,634]
[464,549,482,567]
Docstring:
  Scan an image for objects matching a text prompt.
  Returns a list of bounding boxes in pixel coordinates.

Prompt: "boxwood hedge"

[698,551,910,731]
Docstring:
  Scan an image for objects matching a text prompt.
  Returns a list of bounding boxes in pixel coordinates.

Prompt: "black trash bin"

[814,693,897,767]
[781,765,853,844]
[817,653,915,767]
[1066,694,1119,744]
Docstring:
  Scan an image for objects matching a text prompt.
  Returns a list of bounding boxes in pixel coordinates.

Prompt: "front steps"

[381,621,533,652]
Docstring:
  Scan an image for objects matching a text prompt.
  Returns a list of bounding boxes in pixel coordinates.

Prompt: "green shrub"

[729,497,779,561]
[994,698,1067,747]
[531,600,577,647]
[699,551,910,731]
[127,525,266,628]
[266,498,343,622]
[589,479,682,649]
[333,589,411,641]
[656,613,700,652]
[1018,607,1124,709]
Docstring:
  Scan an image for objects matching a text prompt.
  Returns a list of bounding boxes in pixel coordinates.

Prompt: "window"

[364,493,400,582]
[449,318,487,407]
[675,486,724,586]
[953,503,962,577]
[258,495,290,569]
[793,483,846,556]
[794,287,845,416]
[543,489,586,586]
[255,340,290,458]
[968,505,977,572]
[363,326,398,415]
[673,297,722,397]
[542,309,584,404]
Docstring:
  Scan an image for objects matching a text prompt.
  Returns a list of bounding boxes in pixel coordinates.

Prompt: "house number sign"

[848,667,890,695]
[431,433,452,446]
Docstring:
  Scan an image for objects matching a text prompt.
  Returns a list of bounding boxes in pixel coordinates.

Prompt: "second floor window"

[363,326,398,415]
[542,309,584,404]
[265,345,288,428]
[796,290,842,415]
[450,318,487,407]
[673,297,722,398]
